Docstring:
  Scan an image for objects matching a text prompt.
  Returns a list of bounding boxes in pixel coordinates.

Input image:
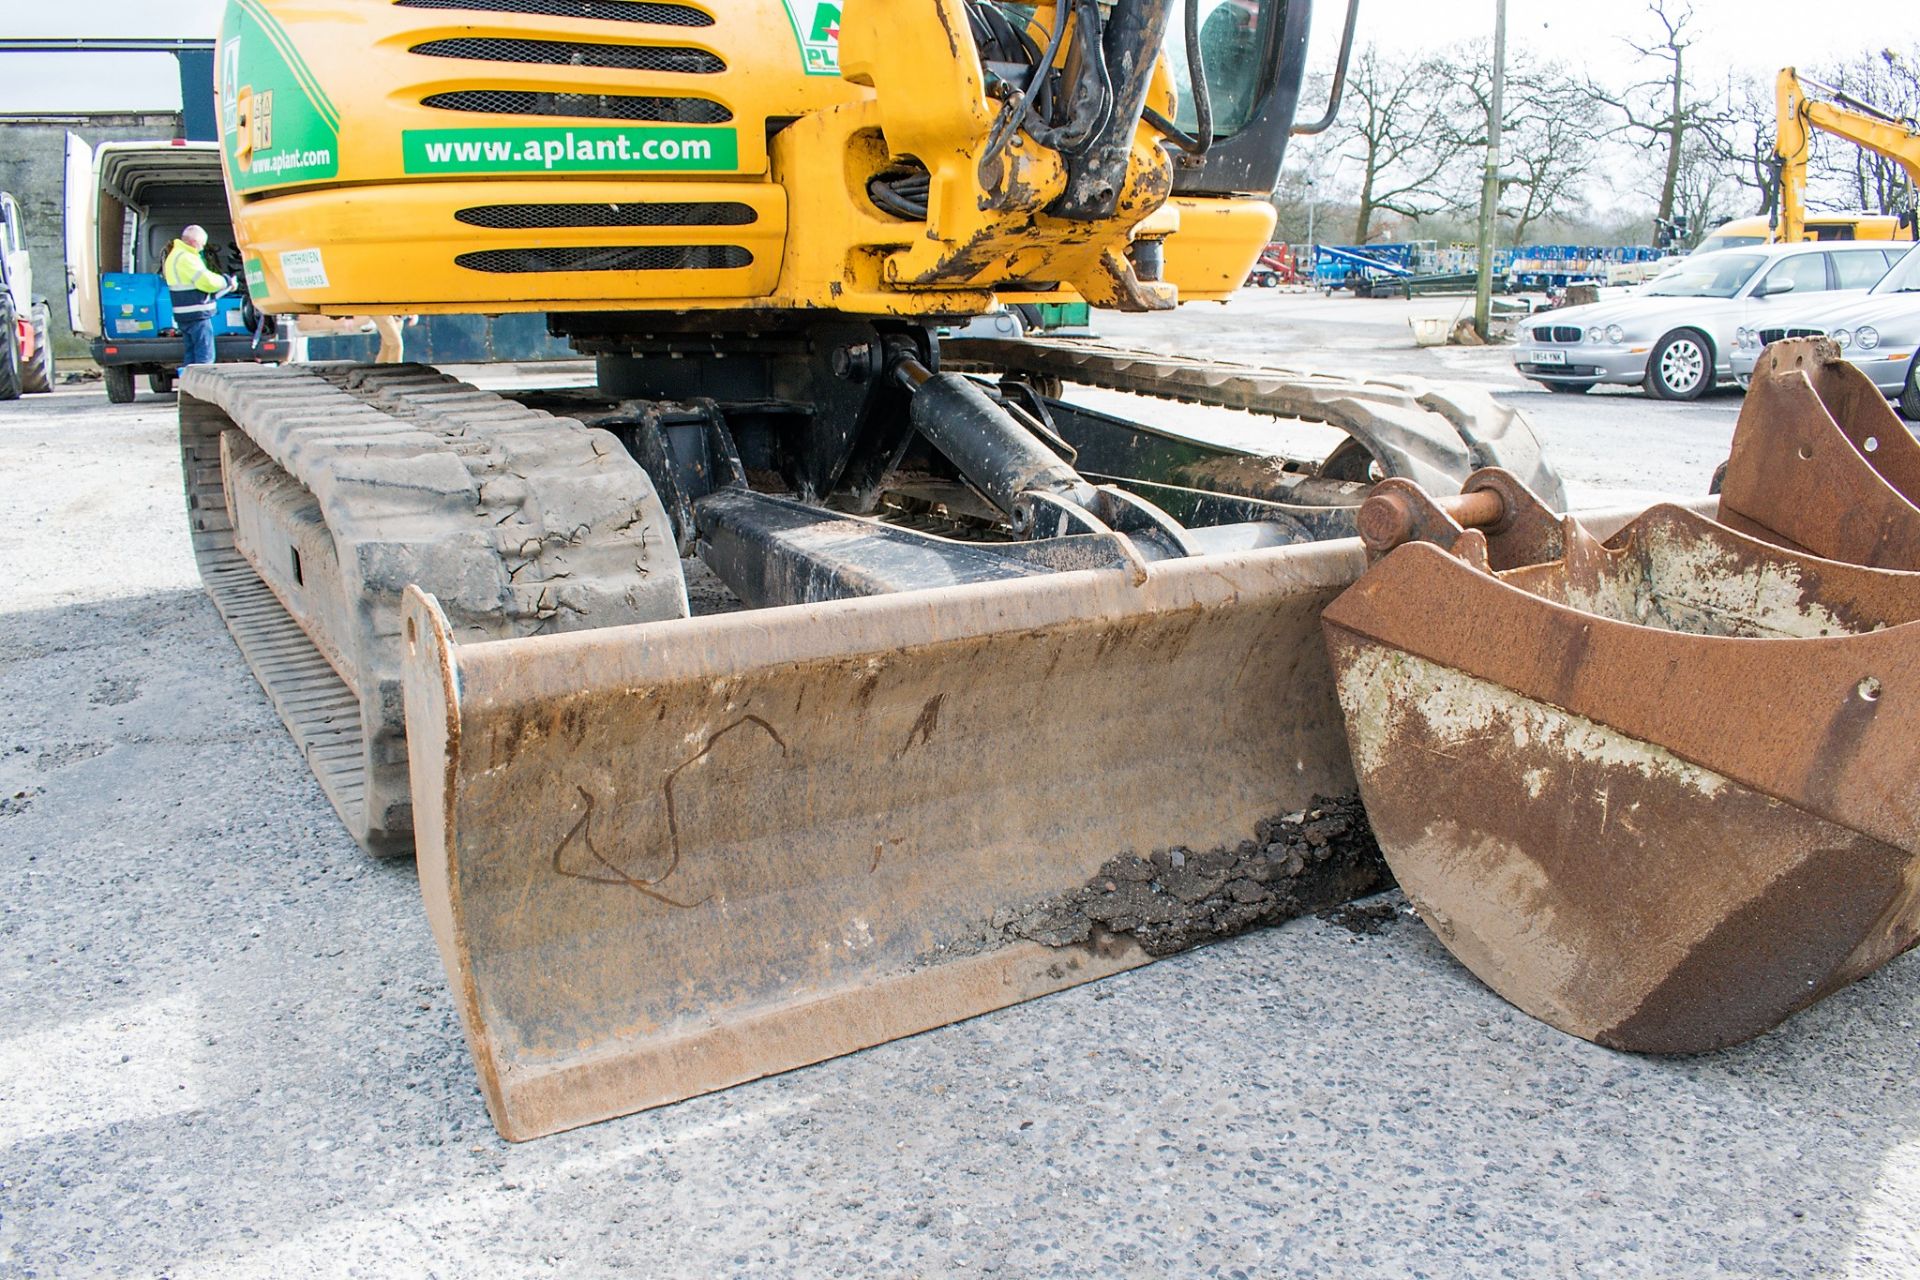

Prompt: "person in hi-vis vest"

[163,226,236,372]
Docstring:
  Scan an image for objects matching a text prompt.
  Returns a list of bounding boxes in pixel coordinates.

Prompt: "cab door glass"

[1759,253,1832,297]
[1832,250,1891,291]
[1164,0,1275,138]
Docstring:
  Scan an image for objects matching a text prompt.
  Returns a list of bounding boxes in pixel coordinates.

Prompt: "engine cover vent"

[455,202,757,229]
[422,89,731,122]
[408,37,725,74]
[394,0,714,25]
[455,245,753,273]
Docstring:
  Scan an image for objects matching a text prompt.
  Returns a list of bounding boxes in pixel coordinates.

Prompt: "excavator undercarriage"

[182,314,1564,1137]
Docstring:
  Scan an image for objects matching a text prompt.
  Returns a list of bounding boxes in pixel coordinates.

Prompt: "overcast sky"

[0,0,1914,113]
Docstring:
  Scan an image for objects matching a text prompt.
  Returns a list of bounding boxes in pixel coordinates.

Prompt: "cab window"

[1808,224,1858,241]
[1166,0,1276,137]
[1757,253,1832,296]
[1832,249,1890,291]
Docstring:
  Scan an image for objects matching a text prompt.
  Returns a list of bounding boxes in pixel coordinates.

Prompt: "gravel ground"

[1,295,1916,1279]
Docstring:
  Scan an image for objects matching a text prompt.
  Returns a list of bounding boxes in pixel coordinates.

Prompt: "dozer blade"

[401,544,1387,1140]
[1324,492,1920,1053]
[1718,337,1920,568]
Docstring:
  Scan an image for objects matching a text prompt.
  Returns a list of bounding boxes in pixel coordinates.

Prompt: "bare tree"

[1810,47,1920,213]
[1437,46,1602,242]
[1669,133,1741,239]
[1584,0,1724,224]
[1267,131,1344,243]
[1697,73,1780,220]
[1335,45,1462,242]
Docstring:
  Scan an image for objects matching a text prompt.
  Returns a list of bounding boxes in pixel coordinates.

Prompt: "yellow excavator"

[188,2,1920,1144]
[1774,65,1920,244]
[190,0,1580,1140]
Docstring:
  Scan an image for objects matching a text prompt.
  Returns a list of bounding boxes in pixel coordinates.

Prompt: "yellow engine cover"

[215,0,1274,317]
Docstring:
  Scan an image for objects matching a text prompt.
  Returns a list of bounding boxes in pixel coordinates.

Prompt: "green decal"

[780,0,841,76]
[220,0,340,193]
[244,256,268,299]
[402,127,739,175]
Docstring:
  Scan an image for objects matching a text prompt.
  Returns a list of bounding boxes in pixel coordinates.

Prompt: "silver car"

[1731,242,1920,420]
[1512,241,1907,400]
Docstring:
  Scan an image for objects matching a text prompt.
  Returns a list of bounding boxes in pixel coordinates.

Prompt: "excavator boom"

[1774,67,1920,244]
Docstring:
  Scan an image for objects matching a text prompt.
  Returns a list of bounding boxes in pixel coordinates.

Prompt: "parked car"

[1511,241,1909,400]
[1731,242,1920,420]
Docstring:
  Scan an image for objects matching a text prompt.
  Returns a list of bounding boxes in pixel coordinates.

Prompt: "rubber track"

[182,422,374,840]
[180,362,684,854]
[941,337,1566,510]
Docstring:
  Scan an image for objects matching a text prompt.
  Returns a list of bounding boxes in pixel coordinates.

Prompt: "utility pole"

[1472,0,1508,339]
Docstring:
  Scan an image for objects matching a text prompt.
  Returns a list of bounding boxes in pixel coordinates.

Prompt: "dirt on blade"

[1002,794,1391,957]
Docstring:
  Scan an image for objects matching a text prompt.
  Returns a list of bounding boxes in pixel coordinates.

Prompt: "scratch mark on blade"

[898,693,945,757]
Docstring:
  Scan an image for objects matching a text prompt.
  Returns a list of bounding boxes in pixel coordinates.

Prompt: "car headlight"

[1734,327,1752,349]
[1605,324,1625,343]
[1831,328,1852,350]
[1856,325,1880,351]
[1586,326,1603,343]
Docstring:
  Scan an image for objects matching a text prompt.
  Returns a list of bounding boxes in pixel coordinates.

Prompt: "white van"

[64,135,289,403]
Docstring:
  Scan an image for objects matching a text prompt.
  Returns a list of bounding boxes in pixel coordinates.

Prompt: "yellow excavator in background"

[185,0,1580,1140]
[1774,65,1920,244]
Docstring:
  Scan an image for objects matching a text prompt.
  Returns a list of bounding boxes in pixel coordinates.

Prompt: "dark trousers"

[180,313,216,369]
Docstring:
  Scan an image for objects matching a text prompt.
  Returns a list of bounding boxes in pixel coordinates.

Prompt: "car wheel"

[1901,355,1920,422]
[104,365,136,404]
[0,295,20,401]
[148,371,176,395]
[1545,381,1591,394]
[20,303,55,394]
[1646,329,1712,401]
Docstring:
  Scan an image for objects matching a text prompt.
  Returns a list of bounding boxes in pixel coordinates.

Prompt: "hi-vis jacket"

[164,240,229,317]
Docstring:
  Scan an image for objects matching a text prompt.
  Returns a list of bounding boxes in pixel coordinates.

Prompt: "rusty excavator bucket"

[1323,471,1920,1053]
[1717,337,1920,569]
[401,547,1387,1140]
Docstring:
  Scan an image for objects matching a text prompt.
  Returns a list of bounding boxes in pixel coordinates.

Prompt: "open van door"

[64,133,97,337]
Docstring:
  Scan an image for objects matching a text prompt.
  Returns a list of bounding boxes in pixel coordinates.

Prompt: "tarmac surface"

[1,291,1914,1278]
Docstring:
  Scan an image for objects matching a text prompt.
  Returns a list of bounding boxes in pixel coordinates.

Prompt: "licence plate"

[1528,349,1567,366]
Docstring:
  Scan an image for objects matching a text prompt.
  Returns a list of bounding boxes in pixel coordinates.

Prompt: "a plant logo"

[781,0,840,76]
